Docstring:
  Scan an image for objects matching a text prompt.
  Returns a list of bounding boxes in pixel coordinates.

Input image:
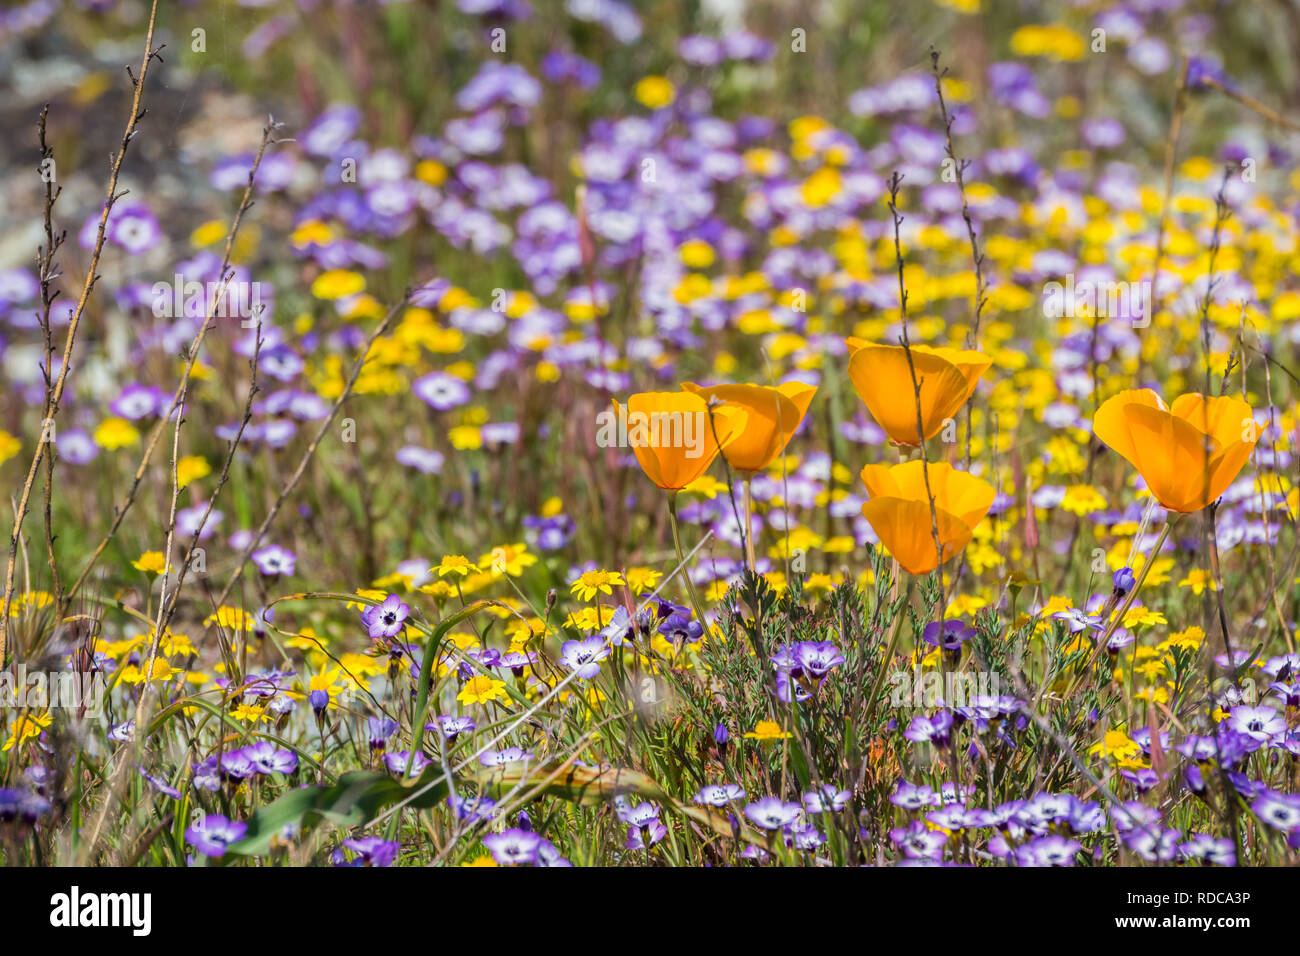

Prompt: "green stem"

[667,492,710,632]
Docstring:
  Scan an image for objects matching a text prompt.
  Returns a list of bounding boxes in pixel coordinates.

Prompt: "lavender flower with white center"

[1051,607,1103,634]
[413,371,472,411]
[694,784,745,806]
[1066,800,1106,834]
[1226,704,1286,744]
[793,641,845,680]
[499,650,536,677]
[597,606,633,646]
[535,839,573,867]
[138,768,181,799]
[927,803,973,831]
[479,746,532,767]
[108,202,162,254]
[1109,800,1163,834]
[447,793,497,823]
[383,750,430,777]
[395,445,446,474]
[191,757,220,792]
[1252,790,1300,832]
[340,836,400,867]
[1018,793,1074,830]
[176,504,221,541]
[622,817,666,850]
[774,671,813,704]
[483,828,542,865]
[616,801,661,828]
[890,780,937,810]
[890,820,948,859]
[558,635,609,679]
[367,717,399,751]
[1124,827,1182,862]
[1179,833,1236,866]
[1016,834,1081,867]
[904,711,953,748]
[1176,733,1219,763]
[185,814,247,858]
[1119,767,1159,792]
[784,822,826,851]
[744,796,801,830]
[111,383,168,420]
[433,715,476,742]
[361,594,410,640]
[251,544,296,576]
[802,785,850,813]
[220,749,255,780]
[922,619,975,655]
[244,740,298,775]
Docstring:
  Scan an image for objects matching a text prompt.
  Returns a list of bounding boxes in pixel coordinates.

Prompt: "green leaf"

[225,765,451,857]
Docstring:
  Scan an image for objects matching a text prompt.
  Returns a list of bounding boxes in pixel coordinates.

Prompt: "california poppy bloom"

[845,338,991,445]
[1092,390,1258,513]
[859,461,995,575]
[680,381,817,472]
[608,392,747,490]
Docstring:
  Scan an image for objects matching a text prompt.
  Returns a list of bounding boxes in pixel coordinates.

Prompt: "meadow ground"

[0,0,1299,872]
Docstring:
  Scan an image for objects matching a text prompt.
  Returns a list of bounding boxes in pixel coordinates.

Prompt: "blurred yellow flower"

[94,417,140,450]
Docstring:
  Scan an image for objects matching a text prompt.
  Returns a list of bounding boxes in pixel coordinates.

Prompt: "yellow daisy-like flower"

[2,711,52,751]
[93,417,140,450]
[564,607,613,631]
[132,550,168,575]
[231,703,272,724]
[310,269,365,301]
[1178,569,1217,595]
[457,675,509,706]
[205,606,256,631]
[176,455,211,489]
[461,855,499,867]
[0,430,20,465]
[448,425,482,450]
[1088,728,1141,763]
[2,707,52,749]
[479,543,537,577]
[570,569,625,601]
[1060,484,1106,516]
[634,75,675,109]
[1120,605,1167,629]
[346,588,389,610]
[419,580,458,602]
[119,658,179,684]
[623,567,662,595]
[743,720,792,743]
[434,555,481,578]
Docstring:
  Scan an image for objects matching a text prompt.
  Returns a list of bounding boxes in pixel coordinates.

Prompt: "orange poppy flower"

[859,460,995,575]
[609,392,748,490]
[845,338,992,445]
[680,381,818,472]
[1092,389,1258,513]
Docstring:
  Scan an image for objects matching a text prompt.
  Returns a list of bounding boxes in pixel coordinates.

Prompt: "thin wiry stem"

[1,0,162,663]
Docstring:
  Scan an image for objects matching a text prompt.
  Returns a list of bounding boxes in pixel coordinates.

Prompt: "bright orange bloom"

[680,381,817,472]
[859,460,995,575]
[610,392,748,490]
[1092,390,1258,513]
[845,338,991,445]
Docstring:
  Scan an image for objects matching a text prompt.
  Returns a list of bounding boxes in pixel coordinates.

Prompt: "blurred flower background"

[1,0,1299,867]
